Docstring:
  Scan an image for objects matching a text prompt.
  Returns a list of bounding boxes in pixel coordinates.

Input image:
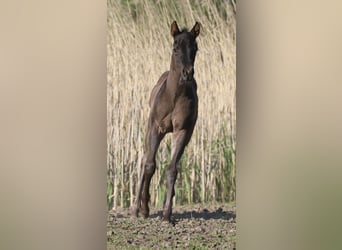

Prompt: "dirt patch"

[107,203,236,249]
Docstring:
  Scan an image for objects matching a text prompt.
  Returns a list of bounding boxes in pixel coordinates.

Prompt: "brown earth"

[107,203,236,249]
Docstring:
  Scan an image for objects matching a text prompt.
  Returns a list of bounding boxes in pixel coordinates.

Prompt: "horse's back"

[149,71,169,107]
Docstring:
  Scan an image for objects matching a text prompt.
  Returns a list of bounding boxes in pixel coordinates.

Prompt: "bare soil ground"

[107,203,236,249]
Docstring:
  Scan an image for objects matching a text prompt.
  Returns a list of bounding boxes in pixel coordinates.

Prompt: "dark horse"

[133,21,200,222]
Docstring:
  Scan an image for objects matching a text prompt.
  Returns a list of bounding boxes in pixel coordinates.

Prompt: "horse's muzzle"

[181,66,194,81]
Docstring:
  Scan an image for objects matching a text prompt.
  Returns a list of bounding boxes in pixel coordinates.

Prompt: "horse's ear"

[171,21,180,37]
[191,22,200,38]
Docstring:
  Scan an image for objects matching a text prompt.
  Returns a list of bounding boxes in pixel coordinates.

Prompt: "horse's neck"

[166,56,182,97]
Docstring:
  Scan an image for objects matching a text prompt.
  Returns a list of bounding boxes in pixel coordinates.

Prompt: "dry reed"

[107,0,236,209]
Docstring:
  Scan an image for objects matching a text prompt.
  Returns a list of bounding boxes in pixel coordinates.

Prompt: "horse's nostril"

[188,67,194,76]
[181,66,194,81]
[182,67,194,79]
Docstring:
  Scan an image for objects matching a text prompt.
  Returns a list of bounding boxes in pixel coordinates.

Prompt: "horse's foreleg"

[134,124,164,218]
[132,165,145,217]
[162,129,192,222]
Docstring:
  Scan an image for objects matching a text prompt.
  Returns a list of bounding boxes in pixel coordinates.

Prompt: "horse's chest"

[173,96,197,123]
[154,85,197,133]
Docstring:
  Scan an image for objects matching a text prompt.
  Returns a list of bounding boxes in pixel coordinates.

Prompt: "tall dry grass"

[107,0,236,209]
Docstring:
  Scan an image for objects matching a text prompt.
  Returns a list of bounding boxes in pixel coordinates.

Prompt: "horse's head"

[170,21,200,81]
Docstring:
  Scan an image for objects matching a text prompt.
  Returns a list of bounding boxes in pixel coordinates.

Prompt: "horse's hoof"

[161,216,175,226]
[161,215,171,222]
[140,208,150,218]
[131,207,139,218]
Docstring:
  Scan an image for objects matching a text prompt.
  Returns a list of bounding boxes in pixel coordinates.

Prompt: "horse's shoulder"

[149,71,169,107]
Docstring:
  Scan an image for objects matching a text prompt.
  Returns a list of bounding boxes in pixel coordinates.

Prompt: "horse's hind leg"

[162,129,193,222]
[134,124,164,218]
